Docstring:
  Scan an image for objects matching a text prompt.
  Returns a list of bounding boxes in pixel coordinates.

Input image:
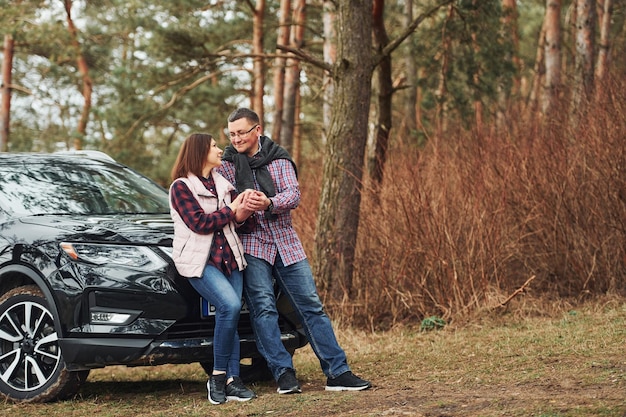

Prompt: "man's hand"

[244,190,272,212]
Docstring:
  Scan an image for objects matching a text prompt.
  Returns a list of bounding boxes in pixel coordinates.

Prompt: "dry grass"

[294,77,626,330]
[2,296,624,416]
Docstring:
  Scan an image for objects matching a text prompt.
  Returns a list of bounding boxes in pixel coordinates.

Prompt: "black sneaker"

[226,376,257,402]
[207,374,227,404]
[277,369,302,394]
[325,371,371,391]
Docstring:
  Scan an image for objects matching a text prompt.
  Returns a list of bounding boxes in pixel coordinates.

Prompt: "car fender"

[0,263,63,336]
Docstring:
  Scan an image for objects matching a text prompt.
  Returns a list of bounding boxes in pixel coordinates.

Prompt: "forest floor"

[3,297,625,417]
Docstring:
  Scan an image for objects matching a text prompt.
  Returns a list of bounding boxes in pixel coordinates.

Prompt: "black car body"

[0,152,307,402]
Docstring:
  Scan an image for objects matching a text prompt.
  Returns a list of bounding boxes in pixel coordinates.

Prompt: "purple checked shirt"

[219,157,306,267]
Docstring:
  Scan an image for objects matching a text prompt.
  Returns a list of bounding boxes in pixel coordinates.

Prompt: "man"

[219,107,371,394]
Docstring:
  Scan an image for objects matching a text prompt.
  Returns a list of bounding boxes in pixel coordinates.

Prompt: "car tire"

[0,285,85,402]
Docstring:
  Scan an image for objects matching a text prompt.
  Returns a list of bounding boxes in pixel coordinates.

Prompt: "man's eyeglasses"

[229,124,258,139]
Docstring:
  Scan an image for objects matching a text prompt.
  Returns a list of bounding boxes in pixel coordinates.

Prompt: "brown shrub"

[294,78,626,330]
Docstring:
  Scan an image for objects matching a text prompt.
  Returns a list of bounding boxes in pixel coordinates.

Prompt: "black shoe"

[207,374,227,404]
[277,369,301,394]
[226,376,257,402]
[325,371,371,391]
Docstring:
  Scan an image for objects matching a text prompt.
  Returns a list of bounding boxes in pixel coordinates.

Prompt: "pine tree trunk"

[252,0,266,124]
[542,0,562,116]
[369,0,392,188]
[1,34,13,152]
[271,0,292,142]
[595,0,612,99]
[402,0,417,137]
[280,0,305,155]
[528,20,546,116]
[435,5,454,137]
[293,84,302,166]
[314,0,373,302]
[498,0,521,131]
[571,0,596,110]
[64,0,93,150]
[322,0,337,146]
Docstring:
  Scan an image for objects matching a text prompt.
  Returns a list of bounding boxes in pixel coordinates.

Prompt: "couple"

[169,108,371,405]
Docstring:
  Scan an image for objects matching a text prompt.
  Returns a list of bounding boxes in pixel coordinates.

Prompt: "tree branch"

[276,44,332,73]
[379,0,456,63]
[123,70,224,140]
[498,275,536,308]
[244,0,255,11]
[4,83,32,95]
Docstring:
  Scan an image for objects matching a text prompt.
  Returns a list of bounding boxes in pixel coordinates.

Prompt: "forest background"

[1,0,625,330]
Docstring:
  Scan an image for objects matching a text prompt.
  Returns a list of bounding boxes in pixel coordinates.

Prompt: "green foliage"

[1,0,554,169]
[420,316,446,331]
[443,1,514,122]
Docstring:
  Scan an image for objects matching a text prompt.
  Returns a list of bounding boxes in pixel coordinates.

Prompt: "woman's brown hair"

[170,133,213,181]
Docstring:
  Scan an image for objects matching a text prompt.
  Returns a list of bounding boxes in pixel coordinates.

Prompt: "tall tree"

[470,21,484,131]
[501,0,521,96]
[63,0,93,150]
[595,0,613,99]
[542,0,562,116]
[312,0,455,300]
[280,0,305,157]
[251,0,266,123]
[528,20,547,117]
[435,4,454,136]
[571,0,596,111]
[402,0,418,138]
[322,0,337,145]
[271,0,292,142]
[368,0,392,187]
[498,0,521,131]
[314,0,373,301]
[1,34,14,152]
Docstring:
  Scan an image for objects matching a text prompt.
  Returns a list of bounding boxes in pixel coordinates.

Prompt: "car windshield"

[0,158,170,216]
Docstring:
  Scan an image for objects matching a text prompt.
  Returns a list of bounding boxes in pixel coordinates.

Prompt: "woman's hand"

[230,189,256,222]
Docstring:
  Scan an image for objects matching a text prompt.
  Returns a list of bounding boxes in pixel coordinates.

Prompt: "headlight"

[60,242,168,271]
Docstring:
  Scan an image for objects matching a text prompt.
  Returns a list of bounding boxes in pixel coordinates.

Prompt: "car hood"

[16,214,174,246]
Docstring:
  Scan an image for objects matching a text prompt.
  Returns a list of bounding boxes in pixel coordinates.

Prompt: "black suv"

[0,152,306,403]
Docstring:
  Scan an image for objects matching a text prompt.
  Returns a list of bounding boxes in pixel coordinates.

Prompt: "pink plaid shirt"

[219,158,306,266]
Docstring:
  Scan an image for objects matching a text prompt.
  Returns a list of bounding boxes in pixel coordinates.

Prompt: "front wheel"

[0,285,85,402]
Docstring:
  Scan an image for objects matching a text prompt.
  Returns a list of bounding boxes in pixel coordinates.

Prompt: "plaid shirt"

[170,175,254,276]
[219,155,307,267]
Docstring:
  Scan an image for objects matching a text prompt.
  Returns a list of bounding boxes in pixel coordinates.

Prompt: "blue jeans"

[243,253,350,380]
[189,265,243,378]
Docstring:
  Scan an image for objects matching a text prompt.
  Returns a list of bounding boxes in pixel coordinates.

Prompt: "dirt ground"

[4,303,625,417]
[253,360,626,417]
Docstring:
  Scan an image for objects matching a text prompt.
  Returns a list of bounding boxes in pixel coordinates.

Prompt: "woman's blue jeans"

[243,253,350,381]
[188,265,243,377]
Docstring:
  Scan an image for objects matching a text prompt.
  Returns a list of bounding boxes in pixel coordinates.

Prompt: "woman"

[169,133,256,404]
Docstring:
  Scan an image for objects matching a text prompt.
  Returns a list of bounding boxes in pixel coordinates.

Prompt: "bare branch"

[276,44,331,73]
[498,275,537,308]
[5,83,32,95]
[244,0,255,11]
[379,0,455,64]
[123,70,224,140]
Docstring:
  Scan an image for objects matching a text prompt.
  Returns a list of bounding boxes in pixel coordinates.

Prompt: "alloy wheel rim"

[0,300,61,392]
